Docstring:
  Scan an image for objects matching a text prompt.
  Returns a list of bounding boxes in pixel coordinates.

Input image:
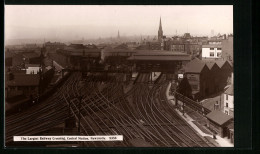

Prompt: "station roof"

[63,48,101,57]
[206,110,233,126]
[134,50,188,55]
[127,50,191,61]
[103,46,135,53]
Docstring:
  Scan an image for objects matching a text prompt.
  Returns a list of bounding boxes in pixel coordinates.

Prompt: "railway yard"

[5,72,216,147]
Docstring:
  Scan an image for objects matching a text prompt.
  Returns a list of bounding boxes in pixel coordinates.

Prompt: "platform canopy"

[127,50,191,61]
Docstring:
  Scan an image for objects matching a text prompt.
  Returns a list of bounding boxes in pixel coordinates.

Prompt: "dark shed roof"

[206,110,233,126]
[184,59,208,73]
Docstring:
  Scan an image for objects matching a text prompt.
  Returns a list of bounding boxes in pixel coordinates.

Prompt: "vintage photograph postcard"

[4,5,234,147]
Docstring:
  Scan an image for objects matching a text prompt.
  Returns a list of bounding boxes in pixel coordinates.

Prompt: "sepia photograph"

[4,5,234,147]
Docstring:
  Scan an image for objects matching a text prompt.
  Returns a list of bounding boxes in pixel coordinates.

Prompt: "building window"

[210,48,214,50]
[210,52,214,57]
[226,103,228,107]
[226,94,228,100]
[217,48,222,50]
[217,52,221,57]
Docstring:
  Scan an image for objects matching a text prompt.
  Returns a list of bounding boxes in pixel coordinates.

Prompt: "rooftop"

[25,64,40,68]
[184,59,207,73]
[128,50,191,61]
[134,50,188,56]
[7,74,39,86]
[10,70,26,75]
[208,39,222,42]
[224,84,233,95]
[68,44,85,49]
[205,61,221,70]
[103,46,135,53]
[206,110,233,126]
[205,63,215,69]
[202,44,222,48]
[22,52,40,59]
[215,60,227,68]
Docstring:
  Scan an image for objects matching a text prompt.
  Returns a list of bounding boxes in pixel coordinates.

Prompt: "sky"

[5,5,233,40]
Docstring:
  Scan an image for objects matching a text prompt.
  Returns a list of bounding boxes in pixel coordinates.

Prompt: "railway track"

[5,73,78,144]
[5,72,215,147]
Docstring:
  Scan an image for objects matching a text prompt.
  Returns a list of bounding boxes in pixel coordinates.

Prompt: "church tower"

[158,17,163,42]
[117,30,120,39]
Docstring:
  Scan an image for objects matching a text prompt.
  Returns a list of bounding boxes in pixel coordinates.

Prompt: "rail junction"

[5,50,216,147]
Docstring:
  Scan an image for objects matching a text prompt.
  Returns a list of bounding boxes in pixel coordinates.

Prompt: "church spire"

[159,16,162,31]
[117,30,120,39]
[158,16,163,42]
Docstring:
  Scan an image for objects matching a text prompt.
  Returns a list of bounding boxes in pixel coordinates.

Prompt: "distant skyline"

[5,5,233,41]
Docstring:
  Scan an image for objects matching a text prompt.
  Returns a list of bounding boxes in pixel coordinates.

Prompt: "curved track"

[6,72,215,147]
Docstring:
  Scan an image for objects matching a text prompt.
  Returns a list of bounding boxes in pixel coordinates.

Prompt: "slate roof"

[7,74,39,86]
[25,64,40,68]
[215,60,227,68]
[184,59,207,73]
[206,62,215,70]
[103,47,135,53]
[114,44,129,50]
[66,49,101,56]
[11,70,26,74]
[22,52,40,59]
[206,63,215,69]
[127,55,191,61]
[68,44,85,49]
[202,44,222,48]
[134,50,188,56]
[224,84,233,95]
[127,51,191,61]
[206,110,233,126]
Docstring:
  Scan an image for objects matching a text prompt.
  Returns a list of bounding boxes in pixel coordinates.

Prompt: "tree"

[177,77,192,98]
